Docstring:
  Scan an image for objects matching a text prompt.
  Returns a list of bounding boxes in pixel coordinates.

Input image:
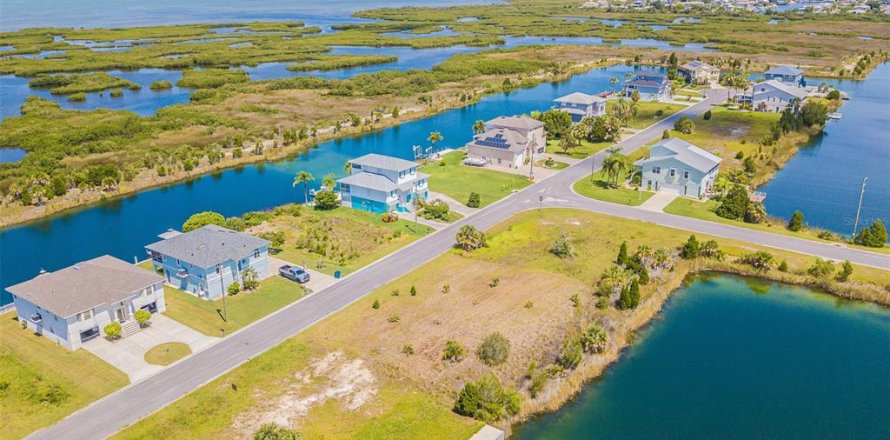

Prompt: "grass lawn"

[115,208,889,440]
[420,150,530,208]
[614,101,687,129]
[144,342,192,366]
[573,169,653,206]
[269,207,433,277]
[674,88,704,98]
[0,313,129,439]
[545,138,611,159]
[664,197,890,256]
[162,277,306,337]
[536,157,570,170]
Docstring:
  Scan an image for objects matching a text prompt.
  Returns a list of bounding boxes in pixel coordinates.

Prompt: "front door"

[115,307,128,322]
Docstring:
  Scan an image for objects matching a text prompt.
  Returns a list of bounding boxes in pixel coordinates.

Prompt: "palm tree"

[292,170,315,204]
[609,76,619,91]
[428,131,444,150]
[609,98,633,127]
[322,173,336,190]
[472,120,485,135]
[601,147,629,188]
[343,161,352,175]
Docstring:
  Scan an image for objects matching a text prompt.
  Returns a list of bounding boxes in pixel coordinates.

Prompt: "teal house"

[635,137,721,198]
[338,154,428,214]
[145,225,270,300]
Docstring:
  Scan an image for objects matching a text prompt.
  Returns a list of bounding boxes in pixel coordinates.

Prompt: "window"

[142,286,153,296]
[683,170,690,179]
[76,309,93,321]
[653,166,661,174]
[175,258,181,266]
[670,168,676,177]
[254,250,260,258]
[352,164,361,170]
[215,264,221,274]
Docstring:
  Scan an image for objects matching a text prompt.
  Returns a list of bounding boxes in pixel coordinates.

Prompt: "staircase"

[119,320,142,338]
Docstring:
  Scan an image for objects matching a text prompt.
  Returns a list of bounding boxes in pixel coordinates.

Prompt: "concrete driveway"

[83,315,217,383]
[639,191,679,212]
[268,257,339,293]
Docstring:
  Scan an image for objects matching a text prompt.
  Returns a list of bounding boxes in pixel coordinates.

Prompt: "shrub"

[443,340,466,362]
[380,212,399,223]
[410,285,417,296]
[662,129,670,139]
[778,260,788,272]
[39,383,70,405]
[183,211,226,232]
[549,232,574,259]
[372,299,380,309]
[387,313,400,323]
[744,202,766,224]
[228,282,241,295]
[836,260,853,282]
[455,225,486,251]
[853,219,888,248]
[616,241,628,265]
[673,116,694,134]
[735,151,744,159]
[150,80,172,91]
[557,336,583,370]
[581,323,608,353]
[489,277,499,288]
[738,251,774,270]
[807,258,835,279]
[476,332,510,366]
[402,344,415,355]
[743,157,757,174]
[703,109,712,120]
[467,192,481,208]
[618,279,640,310]
[715,185,750,220]
[453,374,521,422]
[313,189,339,210]
[241,267,259,291]
[787,210,805,231]
[253,423,302,440]
[699,240,723,259]
[134,309,152,327]
[680,235,700,259]
[827,89,841,100]
[104,322,121,340]
[419,199,451,221]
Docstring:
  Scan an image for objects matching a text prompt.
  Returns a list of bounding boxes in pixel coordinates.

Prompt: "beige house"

[679,60,720,85]
[485,116,546,156]
[466,129,531,169]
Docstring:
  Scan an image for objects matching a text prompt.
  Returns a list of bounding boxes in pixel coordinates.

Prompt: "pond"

[0,147,27,163]
[514,274,890,440]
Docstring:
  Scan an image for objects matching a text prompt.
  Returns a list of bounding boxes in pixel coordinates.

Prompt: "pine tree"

[617,241,628,266]
[680,235,700,259]
[639,265,650,285]
[787,210,805,231]
[629,279,640,308]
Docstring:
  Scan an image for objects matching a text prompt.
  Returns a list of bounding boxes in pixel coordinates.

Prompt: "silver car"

[279,265,310,283]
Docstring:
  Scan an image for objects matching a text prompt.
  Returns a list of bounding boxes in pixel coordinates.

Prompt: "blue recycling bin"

[334,270,341,279]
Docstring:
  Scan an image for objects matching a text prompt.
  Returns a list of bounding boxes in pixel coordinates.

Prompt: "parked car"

[279,265,310,283]
[463,157,486,167]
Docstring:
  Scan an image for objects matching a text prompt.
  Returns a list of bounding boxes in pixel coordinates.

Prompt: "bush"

[372,299,380,309]
[703,109,712,120]
[738,251,774,270]
[476,332,510,366]
[735,151,744,159]
[419,199,451,221]
[616,241,628,265]
[807,258,835,279]
[253,423,302,440]
[228,282,241,295]
[456,225,486,251]
[715,185,750,220]
[581,323,608,353]
[787,210,805,231]
[680,235,700,259]
[104,322,121,340]
[453,374,521,423]
[380,212,399,223]
[743,157,757,174]
[557,336,583,370]
[467,192,481,208]
[402,344,415,355]
[853,219,888,248]
[313,189,339,210]
[549,232,574,259]
[744,202,766,224]
[673,116,694,134]
[827,89,841,100]
[183,211,226,232]
[241,267,259,291]
[618,279,640,310]
[778,260,788,272]
[836,260,853,282]
[443,340,466,362]
[134,309,152,327]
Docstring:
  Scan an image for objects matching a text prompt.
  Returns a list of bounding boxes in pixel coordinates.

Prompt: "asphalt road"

[30,89,889,440]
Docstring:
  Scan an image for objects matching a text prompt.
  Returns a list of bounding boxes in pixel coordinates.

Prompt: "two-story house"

[6,255,166,350]
[635,137,722,198]
[145,225,270,300]
[466,128,531,169]
[763,65,804,86]
[553,92,607,122]
[485,116,546,155]
[623,70,671,101]
[750,79,809,112]
[679,60,720,85]
[337,153,428,213]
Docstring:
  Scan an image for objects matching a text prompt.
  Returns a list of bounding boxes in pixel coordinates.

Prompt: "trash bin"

[334,270,341,279]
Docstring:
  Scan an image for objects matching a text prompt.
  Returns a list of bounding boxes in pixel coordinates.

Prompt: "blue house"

[553,92,607,122]
[763,65,804,86]
[635,137,722,198]
[623,70,671,101]
[145,225,270,300]
[338,153,428,214]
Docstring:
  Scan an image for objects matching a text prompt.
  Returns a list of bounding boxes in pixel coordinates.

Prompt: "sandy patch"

[232,351,376,436]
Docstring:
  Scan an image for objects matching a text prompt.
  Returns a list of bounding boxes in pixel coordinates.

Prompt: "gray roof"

[486,115,544,131]
[6,255,164,318]
[765,65,803,76]
[398,172,429,191]
[145,225,269,268]
[624,79,664,88]
[338,172,398,193]
[636,137,722,173]
[554,92,606,106]
[350,153,417,172]
[468,128,528,153]
[754,80,809,99]
[680,60,719,72]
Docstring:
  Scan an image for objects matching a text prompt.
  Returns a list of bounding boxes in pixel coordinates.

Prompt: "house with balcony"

[338,153,428,214]
[623,70,671,101]
[485,116,546,155]
[750,79,809,112]
[679,60,720,85]
[6,255,166,350]
[635,137,721,198]
[763,65,804,86]
[553,92,607,122]
[145,225,270,300]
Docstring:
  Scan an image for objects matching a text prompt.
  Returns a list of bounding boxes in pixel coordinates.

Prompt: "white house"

[6,256,166,350]
[466,128,531,169]
[750,79,809,112]
[485,116,546,155]
[635,137,722,198]
[338,153,428,213]
[553,92,607,122]
[763,65,804,85]
[679,60,720,85]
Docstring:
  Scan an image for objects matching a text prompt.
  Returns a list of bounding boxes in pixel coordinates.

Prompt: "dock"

[828,112,842,120]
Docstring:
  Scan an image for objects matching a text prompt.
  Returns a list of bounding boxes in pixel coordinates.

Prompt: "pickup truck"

[278,265,310,283]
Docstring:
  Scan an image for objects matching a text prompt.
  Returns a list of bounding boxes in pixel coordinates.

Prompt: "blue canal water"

[0,64,639,304]
[760,64,890,236]
[514,274,890,440]
[0,147,27,163]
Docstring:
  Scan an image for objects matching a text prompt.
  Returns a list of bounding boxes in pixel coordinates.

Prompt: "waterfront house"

[750,79,809,112]
[679,60,720,85]
[763,65,804,85]
[145,225,270,300]
[466,128,531,169]
[485,115,546,155]
[623,71,671,101]
[635,137,721,198]
[6,256,166,350]
[553,92,607,122]
[338,153,428,213]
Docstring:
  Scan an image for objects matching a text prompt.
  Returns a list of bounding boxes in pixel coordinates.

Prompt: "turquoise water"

[514,274,890,440]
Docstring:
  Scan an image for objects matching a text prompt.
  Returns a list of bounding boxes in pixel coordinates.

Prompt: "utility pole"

[590,154,596,182]
[851,177,868,238]
[527,145,535,180]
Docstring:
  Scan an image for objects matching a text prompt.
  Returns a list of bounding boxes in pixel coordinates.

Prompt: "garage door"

[659,183,683,194]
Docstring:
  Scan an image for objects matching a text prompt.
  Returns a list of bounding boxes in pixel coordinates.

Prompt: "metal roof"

[6,255,164,318]
[754,80,810,99]
[765,65,803,76]
[145,225,269,269]
[350,153,417,172]
[486,115,544,131]
[338,172,399,193]
[635,137,722,173]
[554,92,606,106]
